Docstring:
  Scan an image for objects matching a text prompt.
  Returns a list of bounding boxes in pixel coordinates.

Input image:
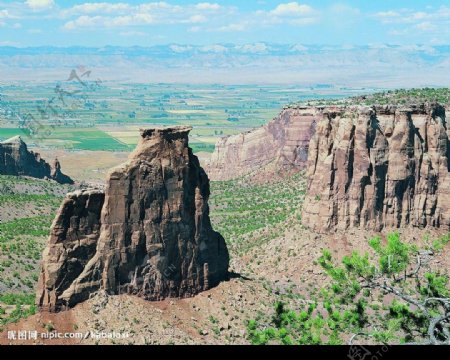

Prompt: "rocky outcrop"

[0,136,73,184]
[206,107,318,180]
[37,126,229,311]
[50,158,74,185]
[36,189,105,308]
[302,104,450,232]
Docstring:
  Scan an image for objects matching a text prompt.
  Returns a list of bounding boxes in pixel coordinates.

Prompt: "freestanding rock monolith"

[37,126,229,310]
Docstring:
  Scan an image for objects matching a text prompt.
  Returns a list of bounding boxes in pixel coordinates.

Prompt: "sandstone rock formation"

[37,126,229,311]
[0,136,73,184]
[207,107,318,180]
[302,104,450,232]
[50,158,74,185]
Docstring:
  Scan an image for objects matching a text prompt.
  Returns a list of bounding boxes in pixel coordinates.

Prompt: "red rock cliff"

[0,136,73,184]
[302,104,450,232]
[37,126,229,310]
[206,107,319,180]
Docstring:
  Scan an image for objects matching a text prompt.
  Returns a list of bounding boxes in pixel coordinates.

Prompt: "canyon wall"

[0,136,73,184]
[37,126,229,311]
[302,104,450,232]
[206,107,319,180]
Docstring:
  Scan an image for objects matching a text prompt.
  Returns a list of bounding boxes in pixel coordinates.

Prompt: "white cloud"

[374,5,450,37]
[415,21,436,31]
[290,44,308,52]
[62,1,232,29]
[374,6,450,24]
[237,43,269,54]
[170,44,193,53]
[0,40,21,46]
[64,15,103,30]
[0,10,13,19]
[188,14,207,24]
[411,12,427,20]
[135,13,156,23]
[0,9,16,27]
[67,2,131,14]
[139,2,182,13]
[58,1,318,34]
[257,2,319,26]
[271,2,313,17]
[375,11,400,18]
[195,3,221,11]
[26,0,55,10]
[64,11,211,30]
[109,15,135,27]
[65,13,158,29]
[388,29,409,36]
[200,44,227,53]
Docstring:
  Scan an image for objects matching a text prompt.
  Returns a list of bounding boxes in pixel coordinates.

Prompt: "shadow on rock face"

[37,126,229,311]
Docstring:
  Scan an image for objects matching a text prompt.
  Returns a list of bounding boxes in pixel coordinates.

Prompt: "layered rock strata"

[37,126,229,310]
[302,104,450,232]
[0,136,73,184]
[207,107,319,180]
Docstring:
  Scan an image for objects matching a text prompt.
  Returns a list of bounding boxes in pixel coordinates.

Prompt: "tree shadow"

[227,271,251,281]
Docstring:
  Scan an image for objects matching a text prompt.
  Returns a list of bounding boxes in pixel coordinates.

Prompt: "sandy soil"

[2,225,448,345]
[38,149,129,183]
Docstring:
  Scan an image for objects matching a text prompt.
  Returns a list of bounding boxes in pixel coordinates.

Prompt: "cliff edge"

[206,107,318,180]
[302,104,450,232]
[0,136,73,184]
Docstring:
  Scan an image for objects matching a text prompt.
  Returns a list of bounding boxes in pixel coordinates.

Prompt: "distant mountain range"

[0,43,449,86]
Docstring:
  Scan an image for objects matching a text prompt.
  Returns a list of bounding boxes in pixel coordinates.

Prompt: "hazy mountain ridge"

[1,44,449,86]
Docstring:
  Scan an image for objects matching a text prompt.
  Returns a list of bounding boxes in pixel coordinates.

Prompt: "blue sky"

[0,0,449,47]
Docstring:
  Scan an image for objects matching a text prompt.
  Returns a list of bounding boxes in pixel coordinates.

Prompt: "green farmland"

[0,127,131,151]
[0,82,357,153]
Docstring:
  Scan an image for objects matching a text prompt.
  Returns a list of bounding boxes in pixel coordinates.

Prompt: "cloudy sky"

[0,0,449,47]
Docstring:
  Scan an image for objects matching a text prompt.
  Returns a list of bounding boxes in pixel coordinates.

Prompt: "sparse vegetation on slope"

[0,293,36,332]
[0,215,54,293]
[210,172,306,256]
[0,175,69,328]
[297,87,450,107]
[247,232,450,345]
[349,88,450,106]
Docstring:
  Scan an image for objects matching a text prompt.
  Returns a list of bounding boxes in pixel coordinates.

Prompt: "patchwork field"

[0,127,131,152]
[0,83,359,154]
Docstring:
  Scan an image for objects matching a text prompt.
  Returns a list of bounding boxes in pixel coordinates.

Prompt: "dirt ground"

[38,149,129,183]
[2,225,448,345]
